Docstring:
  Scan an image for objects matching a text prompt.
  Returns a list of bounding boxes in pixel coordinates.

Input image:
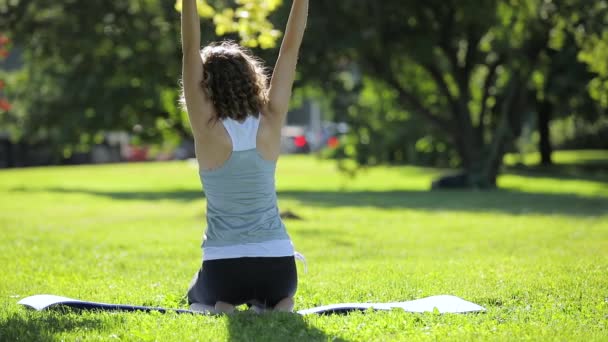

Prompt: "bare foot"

[190,303,216,314]
[249,305,267,314]
[214,301,235,314]
[273,297,294,312]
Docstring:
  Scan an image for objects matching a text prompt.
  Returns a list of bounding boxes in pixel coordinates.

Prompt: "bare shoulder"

[257,108,283,161]
[259,104,284,131]
[187,101,216,139]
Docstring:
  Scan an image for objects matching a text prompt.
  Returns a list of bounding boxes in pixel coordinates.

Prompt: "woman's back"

[200,116,291,255]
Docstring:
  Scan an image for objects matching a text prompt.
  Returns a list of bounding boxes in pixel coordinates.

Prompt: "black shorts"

[187,256,297,308]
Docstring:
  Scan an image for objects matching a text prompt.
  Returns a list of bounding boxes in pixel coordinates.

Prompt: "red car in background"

[280,122,348,154]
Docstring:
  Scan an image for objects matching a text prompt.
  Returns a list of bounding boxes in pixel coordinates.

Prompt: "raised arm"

[181,0,200,54]
[181,0,211,136]
[266,0,308,122]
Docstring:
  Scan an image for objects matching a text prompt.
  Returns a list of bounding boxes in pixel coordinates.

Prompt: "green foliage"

[578,31,608,107]
[1,0,606,175]
[0,153,607,340]
[0,0,284,158]
[298,0,539,186]
[331,77,456,168]
[539,0,608,110]
[0,0,184,155]
[298,0,607,187]
[558,0,608,107]
[175,0,283,48]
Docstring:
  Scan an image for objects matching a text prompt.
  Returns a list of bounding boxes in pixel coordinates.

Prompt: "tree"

[0,0,282,159]
[530,34,600,166]
[297,1,544,187]
[525,0,608,165]
[297,0,606,187]
[1,1,182,157]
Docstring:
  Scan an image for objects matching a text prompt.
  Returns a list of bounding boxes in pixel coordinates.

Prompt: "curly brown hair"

[189,41,269,122]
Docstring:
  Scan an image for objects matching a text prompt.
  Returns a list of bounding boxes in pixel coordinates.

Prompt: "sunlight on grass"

[504,149,608,166]
[1,152,607,341]
[499,173,608,198]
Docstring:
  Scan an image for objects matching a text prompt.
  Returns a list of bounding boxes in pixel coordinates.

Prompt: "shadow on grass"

[277,189,607,216]
[226,311,348,342]
[9,186,205,201]
[0,310,345,341]
[0,311,107,342]
[9,186,607,216]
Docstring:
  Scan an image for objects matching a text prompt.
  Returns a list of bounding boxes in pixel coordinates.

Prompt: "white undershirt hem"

[202,239,295,261]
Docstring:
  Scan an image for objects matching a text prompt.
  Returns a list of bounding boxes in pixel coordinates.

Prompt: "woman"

[180,0,308,314]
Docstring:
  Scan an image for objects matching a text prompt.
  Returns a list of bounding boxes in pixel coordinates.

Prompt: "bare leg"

[273,297,294,312]
[214,301,235,314]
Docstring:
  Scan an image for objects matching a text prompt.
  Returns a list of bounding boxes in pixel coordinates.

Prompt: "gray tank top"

[199,116,292,259]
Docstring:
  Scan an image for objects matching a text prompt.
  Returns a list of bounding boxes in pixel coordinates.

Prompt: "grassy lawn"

[0,150,607,341]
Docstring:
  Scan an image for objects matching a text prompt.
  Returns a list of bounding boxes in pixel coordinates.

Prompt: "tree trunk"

[537,99,553,166]
[471,73,525,189]
[486,141,508,187]
[432,142,499,189]
[433,103,503,190]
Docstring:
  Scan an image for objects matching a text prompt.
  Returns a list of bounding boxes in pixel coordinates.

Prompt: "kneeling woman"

[180,0,308,313]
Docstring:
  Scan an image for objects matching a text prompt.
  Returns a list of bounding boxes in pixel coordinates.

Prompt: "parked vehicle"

[320,121,349,149]
[281,125,310,154]
[280,122,348,154]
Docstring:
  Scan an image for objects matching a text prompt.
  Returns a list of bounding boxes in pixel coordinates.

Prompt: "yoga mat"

[18,295,193,314]
[18,294,485,315]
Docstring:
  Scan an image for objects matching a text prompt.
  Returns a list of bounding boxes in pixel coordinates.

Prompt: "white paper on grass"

[385,295,486,313]
[296,295,486,315]
[18,294,87,311]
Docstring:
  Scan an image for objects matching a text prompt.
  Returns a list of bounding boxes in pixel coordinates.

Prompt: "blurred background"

[0,0,606,188]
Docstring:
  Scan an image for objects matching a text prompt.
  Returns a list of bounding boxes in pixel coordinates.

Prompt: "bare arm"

[266,0,308,123]
[181,0,211,137]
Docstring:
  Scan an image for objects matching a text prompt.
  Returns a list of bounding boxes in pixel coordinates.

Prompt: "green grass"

[504,149,608,166]
[1,151,607,341]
